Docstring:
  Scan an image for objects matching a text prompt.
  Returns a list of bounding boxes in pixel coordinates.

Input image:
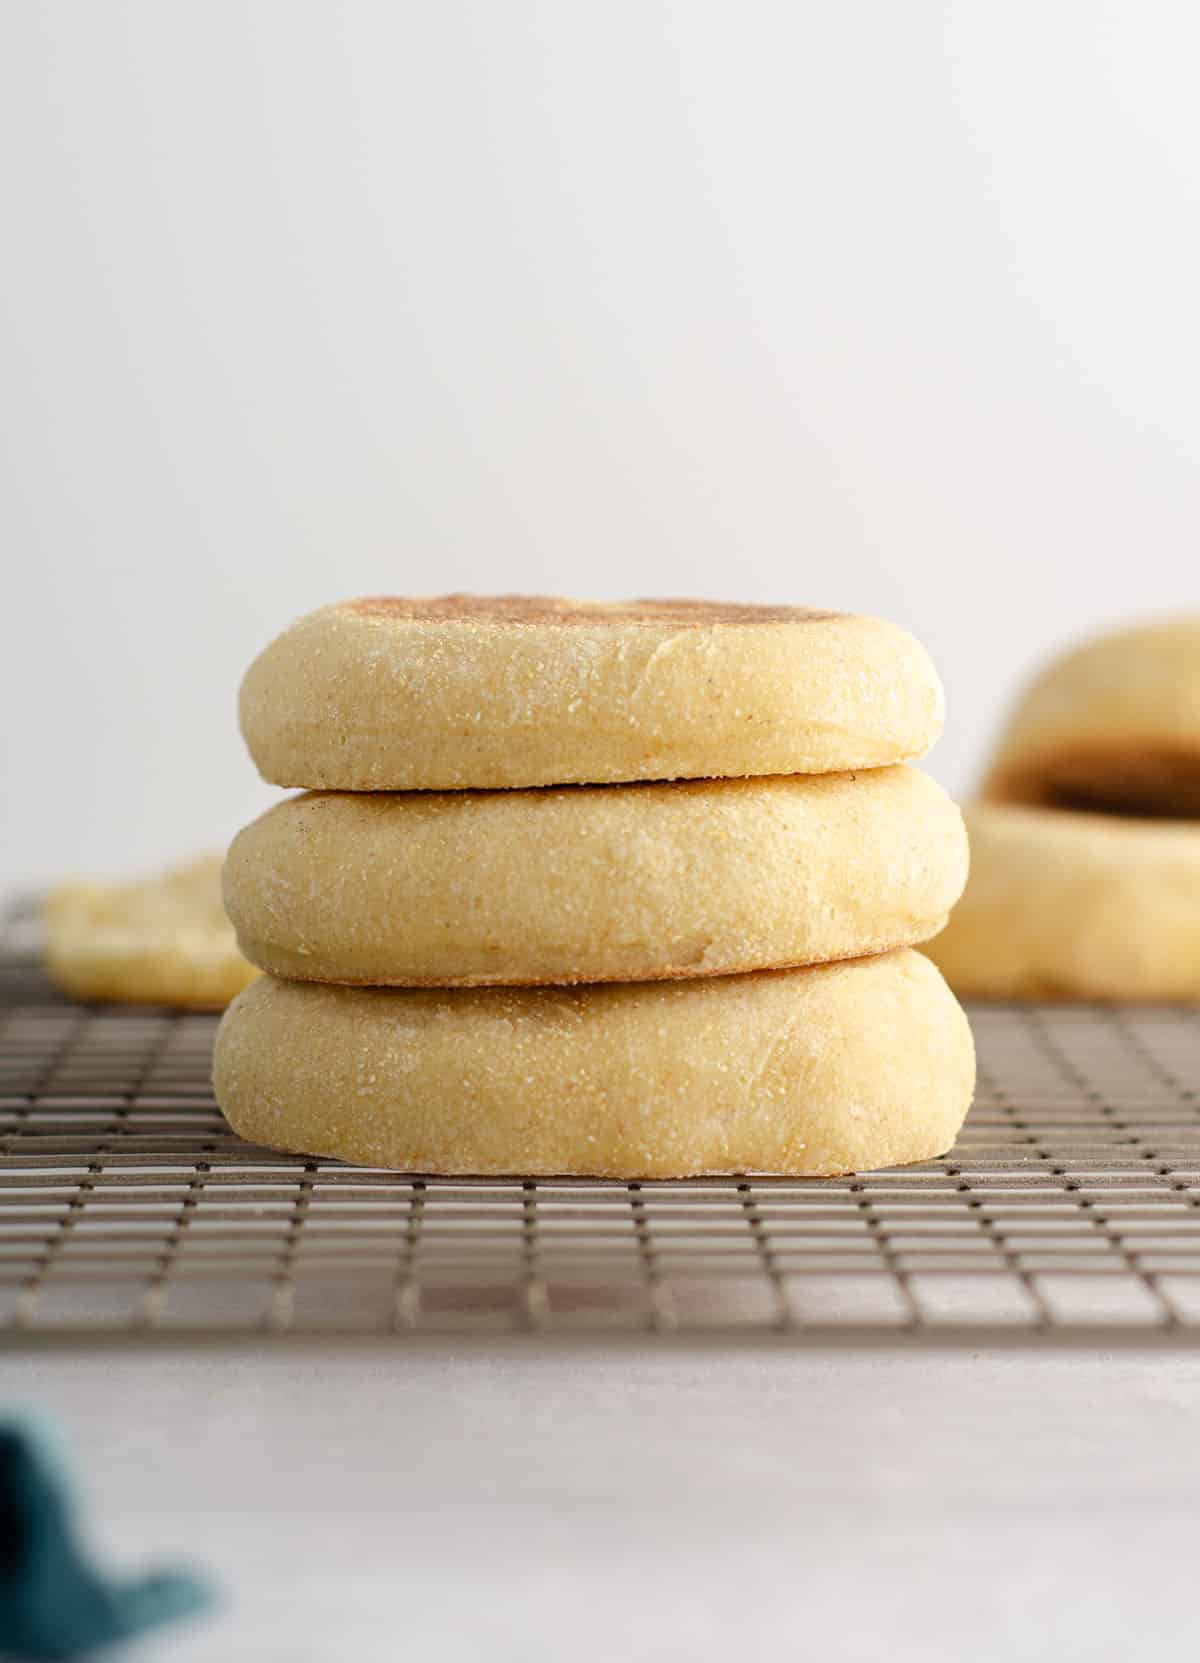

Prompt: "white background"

[3,0,1198,885]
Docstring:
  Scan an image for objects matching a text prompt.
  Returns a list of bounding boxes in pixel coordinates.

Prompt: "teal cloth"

[0,1418,213,1659]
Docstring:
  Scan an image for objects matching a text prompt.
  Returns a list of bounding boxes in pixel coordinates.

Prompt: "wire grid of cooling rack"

[4,907,1200,1343]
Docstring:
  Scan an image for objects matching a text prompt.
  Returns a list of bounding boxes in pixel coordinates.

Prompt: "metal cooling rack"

[4,903,1200,1345]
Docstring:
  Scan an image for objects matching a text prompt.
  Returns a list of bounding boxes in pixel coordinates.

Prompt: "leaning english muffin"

[983,616,1200,817]
[239,596,944,791]
[223,766,968,988]
[45,856,257,1009]
[924,802,1200,1002]
[213,949,974,1179]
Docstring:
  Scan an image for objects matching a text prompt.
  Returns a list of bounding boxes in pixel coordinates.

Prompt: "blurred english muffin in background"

[982,616,1200,819]
[925,802,1200,1002]
[927,614,1200,1002]
[45,855,257,1010]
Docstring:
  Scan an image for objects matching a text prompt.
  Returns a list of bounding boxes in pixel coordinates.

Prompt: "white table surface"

[11,1339,1197,1662]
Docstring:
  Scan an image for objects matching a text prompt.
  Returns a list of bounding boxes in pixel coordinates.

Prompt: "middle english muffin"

[223,765,967,988]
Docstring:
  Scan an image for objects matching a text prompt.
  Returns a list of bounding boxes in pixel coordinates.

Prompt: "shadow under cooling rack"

[3,911,1200,1343]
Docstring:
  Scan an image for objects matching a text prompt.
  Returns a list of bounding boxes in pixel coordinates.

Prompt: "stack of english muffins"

[214,597,974,1178]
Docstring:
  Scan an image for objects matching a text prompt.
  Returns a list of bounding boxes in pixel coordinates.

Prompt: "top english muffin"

[239,595,943,791]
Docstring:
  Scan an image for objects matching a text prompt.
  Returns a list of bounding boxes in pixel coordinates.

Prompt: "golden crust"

[342,595,837,626]
[45,856,258,1010]
[925,802,1200,1002]
[213,950,975,1178]
[239,594,944,791]
[223,767,967,987]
